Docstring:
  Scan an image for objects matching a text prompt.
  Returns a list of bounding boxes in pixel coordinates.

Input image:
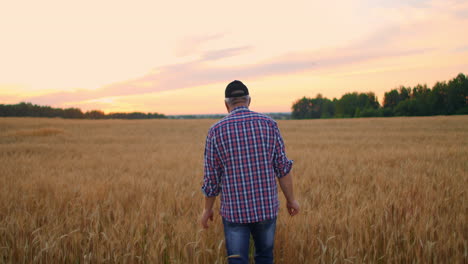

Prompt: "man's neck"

[228,105,248,113]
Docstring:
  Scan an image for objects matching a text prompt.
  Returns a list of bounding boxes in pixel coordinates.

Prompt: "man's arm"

[201,131,222,229]
[278,172,300,216]
[201,196,216,228]
[272,124,300,216]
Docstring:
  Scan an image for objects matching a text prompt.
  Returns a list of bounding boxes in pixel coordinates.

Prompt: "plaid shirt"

[202,106,293,223]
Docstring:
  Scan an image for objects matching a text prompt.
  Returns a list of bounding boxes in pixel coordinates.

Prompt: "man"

[200,80,300,264]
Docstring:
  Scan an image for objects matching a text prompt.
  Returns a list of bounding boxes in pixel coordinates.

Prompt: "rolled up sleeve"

[201,132,222,197]
[273,125,293,178]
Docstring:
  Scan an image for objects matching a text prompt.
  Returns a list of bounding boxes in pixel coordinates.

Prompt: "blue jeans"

[222,217,277,264]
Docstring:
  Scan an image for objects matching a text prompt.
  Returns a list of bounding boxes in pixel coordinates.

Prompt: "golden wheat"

[0,116,466,263]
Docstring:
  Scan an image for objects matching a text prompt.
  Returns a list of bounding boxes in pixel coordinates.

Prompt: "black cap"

[225,80,249,98]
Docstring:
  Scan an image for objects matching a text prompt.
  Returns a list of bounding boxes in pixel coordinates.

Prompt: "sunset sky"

[1,0,467,115]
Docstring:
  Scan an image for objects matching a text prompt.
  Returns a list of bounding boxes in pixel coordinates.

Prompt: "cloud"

[349,25,405,50]
[454,5,468,19]
[454,45,468,53]
[367,0,431,8]
[201,46,253,61]
[24,39,430,107]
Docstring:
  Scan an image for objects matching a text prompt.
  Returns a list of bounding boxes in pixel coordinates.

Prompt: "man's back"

[202,106,293,223]
[200,80,298,264]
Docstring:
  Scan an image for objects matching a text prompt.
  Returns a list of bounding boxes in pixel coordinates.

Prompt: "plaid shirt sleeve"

[201,130,222,197]
[273,124,293,178]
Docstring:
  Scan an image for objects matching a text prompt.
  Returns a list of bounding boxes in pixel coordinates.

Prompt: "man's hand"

[201,209,214,229]
[278,173,299,216]
[286,200,300,216]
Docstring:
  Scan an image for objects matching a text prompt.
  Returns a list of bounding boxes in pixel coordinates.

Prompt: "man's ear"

[248,97,251,107]
[225,101,230,113]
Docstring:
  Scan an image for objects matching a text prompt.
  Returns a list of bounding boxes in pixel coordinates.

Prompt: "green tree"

[335,92,359,117]
[399,86,411,101]
[85,110,105,119]
[291,97,314,119]
[429,81,448,115]
[320,98,336,118]
[383,89,400,109]
[63,108,84,119]
[447,73,468,114]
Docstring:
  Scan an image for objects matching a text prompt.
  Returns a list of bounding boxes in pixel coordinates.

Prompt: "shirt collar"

[230,106,249,114]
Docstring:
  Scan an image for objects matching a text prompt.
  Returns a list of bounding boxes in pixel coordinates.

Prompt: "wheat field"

[0,116,466,263]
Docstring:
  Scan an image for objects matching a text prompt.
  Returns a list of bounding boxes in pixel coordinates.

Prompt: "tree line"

[292,73,468,119]
[0,102,166,119]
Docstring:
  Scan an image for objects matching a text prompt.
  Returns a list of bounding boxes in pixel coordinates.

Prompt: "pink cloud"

[201,46,253,61]
[24,44,430,107]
